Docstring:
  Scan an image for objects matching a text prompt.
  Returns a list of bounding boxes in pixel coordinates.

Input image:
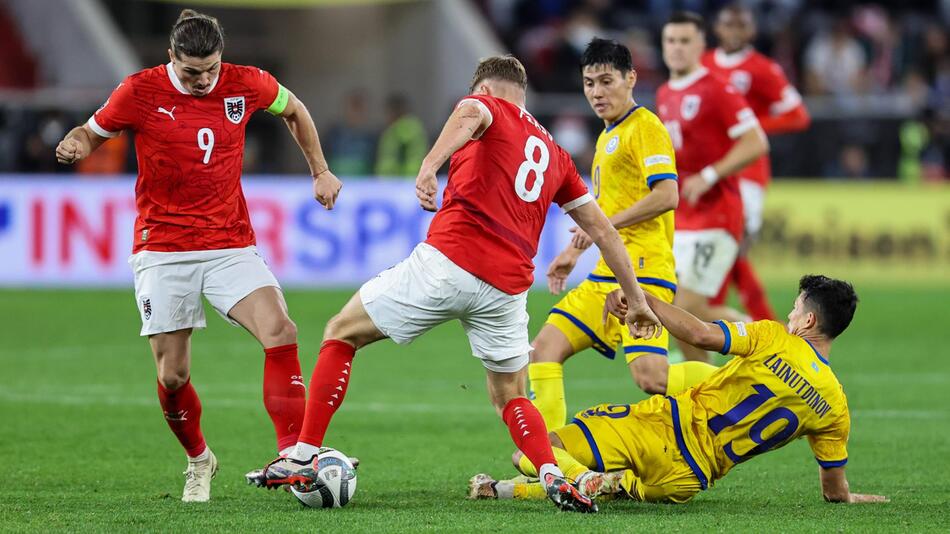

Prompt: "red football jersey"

[702,48,802,185]
[426,95,591,294]
[88,62,282,253]
[656,68,758,240]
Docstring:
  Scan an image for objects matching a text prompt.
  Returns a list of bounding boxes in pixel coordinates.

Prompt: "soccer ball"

[290,447,357,508]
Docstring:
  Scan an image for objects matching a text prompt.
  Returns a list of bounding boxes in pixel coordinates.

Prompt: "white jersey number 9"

[514,135,549,202]
[197,128,215,164]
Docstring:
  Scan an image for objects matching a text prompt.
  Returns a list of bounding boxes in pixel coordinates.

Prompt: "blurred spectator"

[544,7,603,91]
[826,144,872,179]
[804,17,868,96]
[326,89,377,177]
[375,94,427,178]
[18,111,70,173]
[76,134,129,176]
[550,112,593,171]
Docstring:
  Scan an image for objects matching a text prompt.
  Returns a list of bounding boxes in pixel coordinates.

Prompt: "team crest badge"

[730,70,752,94]
[224,96,245,124]
[605,135,620,154]
[681,95,701,120]
[141,297,152,320]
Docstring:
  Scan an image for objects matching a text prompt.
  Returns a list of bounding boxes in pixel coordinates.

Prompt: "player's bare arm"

[415,102,488,211]
[569,179,679,248]
[55,124,108,164]
[819,466,888,504]
[680,126,769,204]
[568,201,660,339]
[278,90,342,209]
[604,289,731,349]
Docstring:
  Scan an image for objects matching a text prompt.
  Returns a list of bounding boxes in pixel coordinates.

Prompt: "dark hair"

[170,9,225,59]
[470,55,528,93]
[580,37,633,74]
[799,275,859,339]
[666,11,706,33]
[719,2,753,19]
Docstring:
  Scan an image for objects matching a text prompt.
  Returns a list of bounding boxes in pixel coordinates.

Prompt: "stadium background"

[0,0,947,531]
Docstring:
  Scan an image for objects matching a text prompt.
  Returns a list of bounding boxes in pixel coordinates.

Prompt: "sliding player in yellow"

[531,38,717,431]
[474,275,887,505]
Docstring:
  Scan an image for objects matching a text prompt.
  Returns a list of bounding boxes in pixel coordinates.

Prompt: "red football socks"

[157,378,206,458]
[502,397,557,471]
[263,343,306,452]
[733,256,776,321]
[297,340,355,447]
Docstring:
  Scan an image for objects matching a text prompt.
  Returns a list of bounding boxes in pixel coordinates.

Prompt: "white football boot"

[182,449,218,502]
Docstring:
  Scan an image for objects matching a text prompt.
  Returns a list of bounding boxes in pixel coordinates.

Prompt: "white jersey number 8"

[514,135,549,202]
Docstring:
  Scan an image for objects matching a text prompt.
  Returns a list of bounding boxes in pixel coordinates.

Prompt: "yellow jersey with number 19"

[589,106,677,290]
[670,320,851,488]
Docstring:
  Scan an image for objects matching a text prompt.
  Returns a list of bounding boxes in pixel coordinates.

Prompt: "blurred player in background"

[530,38,716,434]
[657,11,769,363]
[55,9,342,502]
[248,55,661,513]
[471,275,887,506]
[703,4,812,321]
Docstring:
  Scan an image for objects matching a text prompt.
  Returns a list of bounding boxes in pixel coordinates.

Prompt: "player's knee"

[548,431,564,448]
[158,368,189,391]
[633,366,668,395]
[530,329,571,364]
[267,316,297,345]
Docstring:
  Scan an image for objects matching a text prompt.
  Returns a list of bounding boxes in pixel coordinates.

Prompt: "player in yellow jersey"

[530,38,717,431]
[473,275,887,505]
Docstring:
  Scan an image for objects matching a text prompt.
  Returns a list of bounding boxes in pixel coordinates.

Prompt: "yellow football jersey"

[671,320,851,488]
[589,106,677,290]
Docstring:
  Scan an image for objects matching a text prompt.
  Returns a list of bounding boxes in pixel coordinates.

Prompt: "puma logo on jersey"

[157,106,176,120]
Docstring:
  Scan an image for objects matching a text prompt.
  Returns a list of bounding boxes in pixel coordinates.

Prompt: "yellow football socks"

[666,361,719,395]
[528,362,566,430]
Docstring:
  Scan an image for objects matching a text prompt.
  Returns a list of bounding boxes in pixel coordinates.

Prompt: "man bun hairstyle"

[580,37,633,74]
[170,9,225,59]
[470,55,528,94]
[799,275,859,339]
[667,10,707,33]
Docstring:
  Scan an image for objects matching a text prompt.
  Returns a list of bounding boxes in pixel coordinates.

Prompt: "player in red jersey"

[656,12,769,363]
[54,10,342,502]
[703,4,811,321]
[247,56,660,513]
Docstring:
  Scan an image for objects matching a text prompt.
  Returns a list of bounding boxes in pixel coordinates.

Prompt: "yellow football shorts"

[552,395,704,504]
[546,277,674,363]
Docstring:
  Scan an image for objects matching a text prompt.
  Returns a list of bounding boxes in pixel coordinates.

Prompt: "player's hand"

[415,166,439,212]
[55,138,85,164]
[848,493,889,503]
[680,174,713,205]
[313,169,342,210]
[546,251,578,294]
[625,297,662,340]
[603,289,628,322]
[569,226,593,250]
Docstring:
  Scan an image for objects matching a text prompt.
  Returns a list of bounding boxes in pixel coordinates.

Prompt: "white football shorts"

[673,229,740,298]
[738,179,765,237]
[129,246,280,336]
[359,242,532,373]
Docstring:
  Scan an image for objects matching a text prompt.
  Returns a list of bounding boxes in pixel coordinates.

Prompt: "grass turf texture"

[1,286,947,532]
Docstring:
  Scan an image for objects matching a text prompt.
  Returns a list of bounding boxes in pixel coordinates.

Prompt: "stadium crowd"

[1,1,947,179]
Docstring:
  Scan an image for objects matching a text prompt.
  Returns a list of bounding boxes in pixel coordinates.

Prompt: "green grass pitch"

[1,285,948,532]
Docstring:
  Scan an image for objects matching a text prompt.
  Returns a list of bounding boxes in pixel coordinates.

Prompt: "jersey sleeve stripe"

[560,193,594,213]
[550,308,616,359]
[728,117,759,139]
[86,116,119,138]
[713,320,731,354]
[623,345,668,356]
[570,418,606,472]
[647,173,678,187]
[457,98,494,131]
[816,458,848,468]
[770,86,803,116]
